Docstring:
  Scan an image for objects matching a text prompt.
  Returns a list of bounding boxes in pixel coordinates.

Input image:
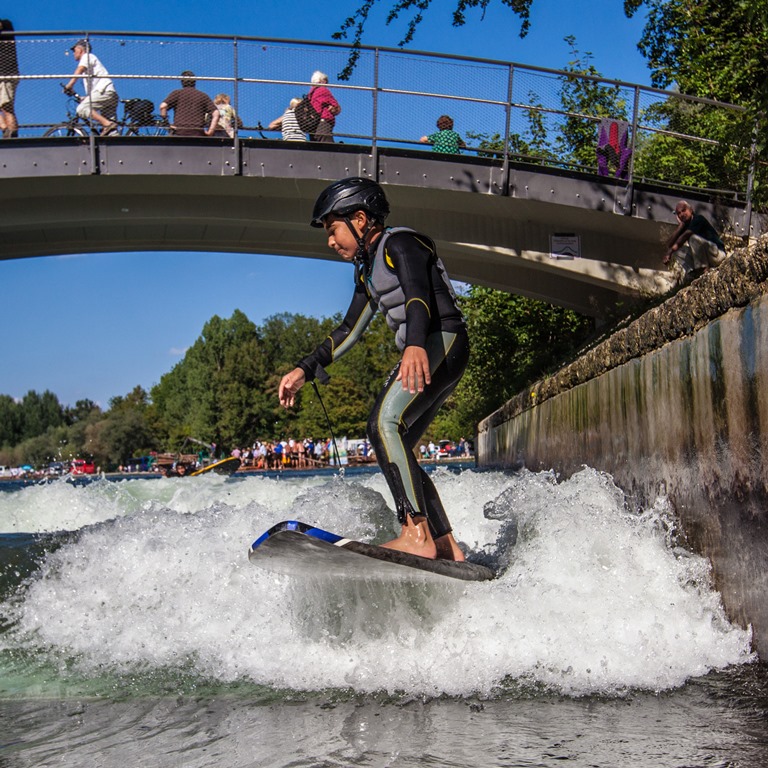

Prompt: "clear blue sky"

[0,1,651,408]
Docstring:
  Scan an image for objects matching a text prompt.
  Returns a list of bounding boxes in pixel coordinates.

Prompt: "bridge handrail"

[0,30,758,207]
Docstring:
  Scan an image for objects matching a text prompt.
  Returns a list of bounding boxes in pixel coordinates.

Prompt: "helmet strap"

[343,214,373,265]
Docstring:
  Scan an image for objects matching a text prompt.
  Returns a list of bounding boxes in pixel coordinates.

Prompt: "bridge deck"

[1,137,756,316]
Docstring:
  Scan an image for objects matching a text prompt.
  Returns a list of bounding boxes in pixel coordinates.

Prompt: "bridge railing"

[1,31,759,204]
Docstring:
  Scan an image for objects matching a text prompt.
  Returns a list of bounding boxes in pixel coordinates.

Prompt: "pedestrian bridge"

[0,31,762,317]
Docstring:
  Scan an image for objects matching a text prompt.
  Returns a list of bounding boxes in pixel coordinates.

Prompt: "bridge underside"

[0,138,756,317]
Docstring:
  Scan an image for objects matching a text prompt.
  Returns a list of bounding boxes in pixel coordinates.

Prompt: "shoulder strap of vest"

[375,226,436,264]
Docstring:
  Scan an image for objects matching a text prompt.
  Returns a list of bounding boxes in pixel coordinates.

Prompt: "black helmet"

[310,177,390,228]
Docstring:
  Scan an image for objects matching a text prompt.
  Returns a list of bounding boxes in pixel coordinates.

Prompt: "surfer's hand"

[396,346,431,394]
[279,368,306,408]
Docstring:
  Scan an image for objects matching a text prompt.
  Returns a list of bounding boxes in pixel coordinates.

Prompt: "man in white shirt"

[63,39,119,135]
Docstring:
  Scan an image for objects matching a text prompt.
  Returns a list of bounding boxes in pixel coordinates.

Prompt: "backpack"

[124,98,154,127]
[294,94,321,134]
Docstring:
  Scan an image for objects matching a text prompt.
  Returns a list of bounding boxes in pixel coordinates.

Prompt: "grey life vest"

[364,226,458,351]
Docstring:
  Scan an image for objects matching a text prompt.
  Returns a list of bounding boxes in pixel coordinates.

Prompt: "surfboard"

[248,520,496,582]
[189,456,241,477]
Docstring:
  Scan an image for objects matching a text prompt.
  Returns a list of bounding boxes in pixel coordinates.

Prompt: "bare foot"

[434,532,465,562]
[381,516,437,559]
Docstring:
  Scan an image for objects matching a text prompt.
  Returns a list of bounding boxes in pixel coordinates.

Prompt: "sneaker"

[102,122,119,137]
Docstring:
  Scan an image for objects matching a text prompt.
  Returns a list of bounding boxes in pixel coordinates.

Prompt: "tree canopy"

[334,0,533,50]
[335,0,768,119]
[0,292,594,470]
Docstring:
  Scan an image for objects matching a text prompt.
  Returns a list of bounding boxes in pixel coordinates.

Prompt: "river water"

[1,466,766,767]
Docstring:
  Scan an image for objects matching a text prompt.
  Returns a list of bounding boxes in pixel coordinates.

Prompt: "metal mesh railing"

[0,31,757,200]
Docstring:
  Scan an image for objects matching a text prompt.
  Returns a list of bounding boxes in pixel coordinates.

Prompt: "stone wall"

[477,236,768,656]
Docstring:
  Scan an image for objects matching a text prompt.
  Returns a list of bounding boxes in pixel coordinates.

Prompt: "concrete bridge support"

[477,237,768,657]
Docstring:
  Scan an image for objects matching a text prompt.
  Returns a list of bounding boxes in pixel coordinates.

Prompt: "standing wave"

[0,467,754,698]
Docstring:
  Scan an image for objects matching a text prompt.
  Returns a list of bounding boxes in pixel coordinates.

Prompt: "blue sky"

[0,1,651,408]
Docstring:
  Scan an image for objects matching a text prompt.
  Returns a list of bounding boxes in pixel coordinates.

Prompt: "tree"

[468,39,629,172]
[333,0,533,78]
[151,310,266,448]
[291,313,401,439]
[625,0,768,105]
[448,286,593,434]
[87,386,159,469]
[19,390,64,442]
[0,394,21,447]
[467,90,555,164]
[65,399,102,425]
[555,36,629,170]
[625,0,767,201]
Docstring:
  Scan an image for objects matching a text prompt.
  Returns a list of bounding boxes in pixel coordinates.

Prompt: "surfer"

[278,177,468,561]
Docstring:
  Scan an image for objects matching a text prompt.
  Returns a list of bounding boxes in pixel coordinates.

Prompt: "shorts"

[76,90,119,121]
[0,79,16,111]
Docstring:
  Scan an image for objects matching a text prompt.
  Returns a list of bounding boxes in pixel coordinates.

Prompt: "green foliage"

[467,91,556,163]
[555,37,629,169]
[626,0,767,201]
[1,292,595,467]
[448,286,593,433]
[0,390,66,449]
[87,388,158,469]
[147,309,395,450]
[468,39,630,173]
[0,394,22,448]
[627,0,768,105]
[0,392,103,468]
[333,0,533,79]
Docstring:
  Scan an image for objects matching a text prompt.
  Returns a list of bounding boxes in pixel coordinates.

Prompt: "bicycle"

[43,87,169,138]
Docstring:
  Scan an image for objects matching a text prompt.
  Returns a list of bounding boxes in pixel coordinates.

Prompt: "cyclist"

[278,177,469,561]
[63,39,119,136]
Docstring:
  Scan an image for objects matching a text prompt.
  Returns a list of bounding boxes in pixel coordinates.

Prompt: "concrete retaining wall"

[477,237,768,656]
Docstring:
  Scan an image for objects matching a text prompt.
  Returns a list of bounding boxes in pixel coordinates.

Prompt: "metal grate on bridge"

[0,31,758,203]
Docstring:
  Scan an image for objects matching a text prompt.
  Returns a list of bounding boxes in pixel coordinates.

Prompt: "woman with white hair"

[308,70,340,143]
[268,97,306,141]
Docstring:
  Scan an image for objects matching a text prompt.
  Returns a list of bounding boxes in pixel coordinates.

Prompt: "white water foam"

[0,468,754,697]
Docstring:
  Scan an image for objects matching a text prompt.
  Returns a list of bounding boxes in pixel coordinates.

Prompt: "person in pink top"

[308,70,340,143]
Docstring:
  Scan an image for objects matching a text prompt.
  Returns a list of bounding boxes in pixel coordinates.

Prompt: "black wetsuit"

[298,227,469,539]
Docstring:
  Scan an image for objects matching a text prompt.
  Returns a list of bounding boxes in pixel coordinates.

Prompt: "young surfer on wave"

[278,177,469,561]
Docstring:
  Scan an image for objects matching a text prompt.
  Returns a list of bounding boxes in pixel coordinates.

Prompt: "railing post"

[233,36,241,175]
[744,117,758,239]
[623,85,641,215]
[84,32,98,175]
[502,64,514,196]
[371,48,379,180]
